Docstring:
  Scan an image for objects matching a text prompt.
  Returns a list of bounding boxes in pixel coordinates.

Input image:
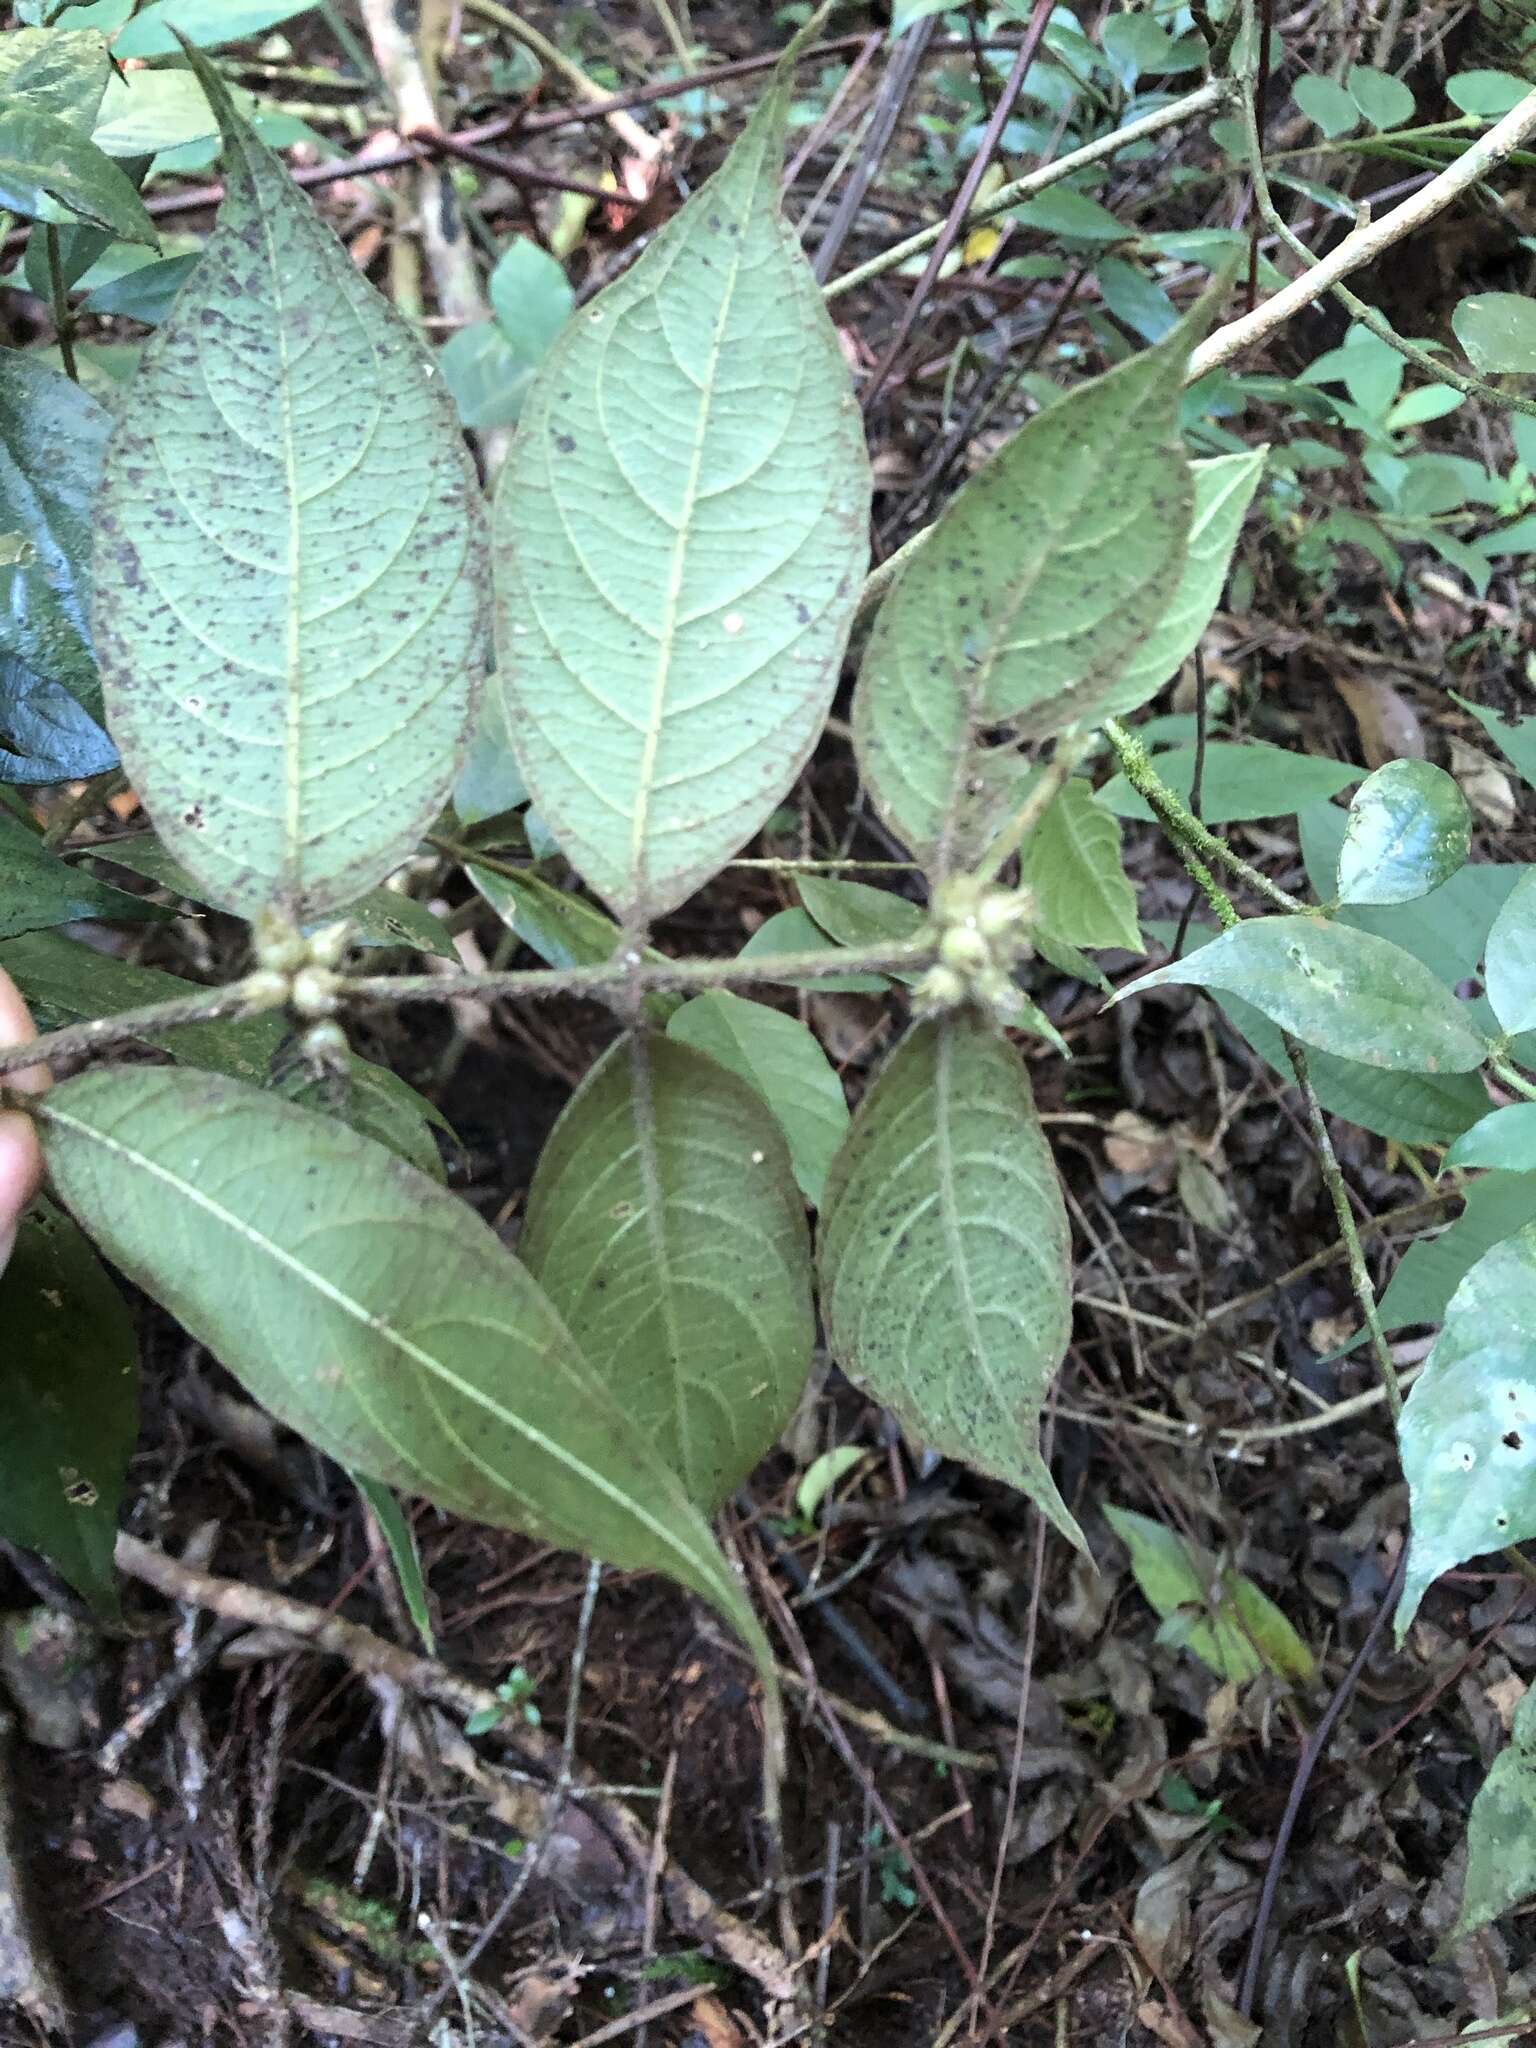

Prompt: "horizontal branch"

[0,939,934,1083]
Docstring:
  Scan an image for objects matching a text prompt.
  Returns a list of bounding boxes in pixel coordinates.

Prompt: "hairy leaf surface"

[818,1014,1080,1545]
[92,51,488,923]
[494,72,869,922]
[520,1035,814,1510]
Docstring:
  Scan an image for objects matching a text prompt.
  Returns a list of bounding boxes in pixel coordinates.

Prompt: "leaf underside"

[818,1013,1081,1547]
[91,51,489,923]
[494,75,869,923]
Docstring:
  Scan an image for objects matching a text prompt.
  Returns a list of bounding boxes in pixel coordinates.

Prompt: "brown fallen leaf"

[1330,671,1424,766]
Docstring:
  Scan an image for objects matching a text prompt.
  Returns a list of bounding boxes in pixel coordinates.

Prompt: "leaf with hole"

[0,105,155,240]
[1114,916,1489,1073]
[36,1064,770,1666]
[852,309,1201,874]
[1021,776,1141,954]
[1453,294,1536,377]
[0,348,112,720]
[666,990,849,1205]
[1398,1224,1536,1635]
[0,1196,138,1619]
[519,1034,814,1511]
[818,1013,1081,1546]
[91,49,489,925]
[1103,1504,1315,1682]
[493,62,868,924]
[1336,759,1471,906]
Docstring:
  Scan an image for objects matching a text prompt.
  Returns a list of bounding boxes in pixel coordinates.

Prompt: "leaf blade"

[91,51,489,923]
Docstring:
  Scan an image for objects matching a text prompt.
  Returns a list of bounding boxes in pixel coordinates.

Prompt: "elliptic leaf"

[91,49,489,924]
[0,659,115,784]
[1446,71,1531,119]
[1116,916,1489,1073]
[1021,776,1141,954]
[734,907,890,994]
[1445,1105,1536,1175]
[817,1013,1081,1546]
[0,347,112,719]
[36,1065,765,1654]
[1103,1504,1315,1683]
[1292,73,1360,137]
[0,105,155,240]
[797,874,925,984]
[1398,1225,1536,1635]
[467,864,679,1021]
[273,1055,452,1183]
[1454,294,1536,377]
[0,1196,138,1619]
[0,809,169,940]
[666,990,850,1204]
[493,69,869,923]
[1486,870,1536,1037]
[1347,63,1415,130]
[1452,1684,1536,1942]
[519,1034,814,1511]
[1100,741,1360,823]
[1336,759,1471,906]
[111,0,317,56]
[352,1472,434,1654]
[852,313,1198,874]
[1091,451,1265,721]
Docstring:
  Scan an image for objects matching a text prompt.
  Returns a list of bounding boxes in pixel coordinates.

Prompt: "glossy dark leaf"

[0,809,169,940]
[0,658,115,785]
[0,105,155,240]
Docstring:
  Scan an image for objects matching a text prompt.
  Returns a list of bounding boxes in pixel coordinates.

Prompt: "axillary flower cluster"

[917,875,1039,1024]
[241,910,354,1063]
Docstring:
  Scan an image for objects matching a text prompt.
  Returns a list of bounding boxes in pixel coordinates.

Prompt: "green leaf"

[1453,294,1536,376]
[0,928,282,1083]
[36,1064,768,1661]
[1103,1505,1315,1683]
[519,1033,814,1512]
[467,864,679,1022]
[1446,71,1532,118]
[1347,63,1415,130]
[1455,699,1536,794]
[1445,1105,1536,1175]
[454,685,527,824]
[1008,187,1127,242]
[439,324,539,433]
[795,1445,867,1523]
[0,346,112,720]
[83,251,199,324]
[1091,451,1265,722]
[0,105,155,240]
[87,834,458,959]
[0,28,111,130]
[797,874,925,959]
[91,67,230,156]
[1293,73,1361,137]
[352,1473,434,1655]
[493,64,869,926]
[110,0,317,56]
[665,990,849,1205]
[1021,777,1141,953]
[1397,1224,1536,1635]
[1100,741,1361,823]
[91,49,489,926]
[0,810,169,940]
[1380,1172,1536,1331]
[1451,1685,1536,1941]
[0,1196,138,1619]
[1336,759,1471,906]
[734,907,890,994]
[818,1013,1081,1547]
[1486,871,1536,1037]
[273,1056,452,1183]
[1114,916,1489,1073]
[852,313,1200,873]
[0,660,115,785]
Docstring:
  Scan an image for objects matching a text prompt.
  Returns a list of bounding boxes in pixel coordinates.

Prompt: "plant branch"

[43,226,78,382]
[462,0,663,162]
[0,941,935,1083]
[1189,84,1536,380]
[1492,1056,1536,1103]
[824,80,1228,303]
[1101,719,1308,913]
